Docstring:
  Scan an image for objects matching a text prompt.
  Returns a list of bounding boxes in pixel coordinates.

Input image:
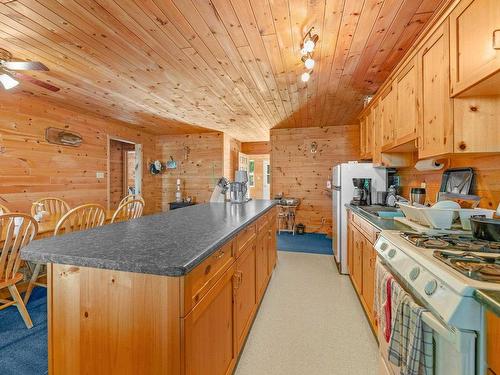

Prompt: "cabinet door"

[361,236,376,320]
[352,229,363,294]
[371,101,383,166]
[450,0,500,96]
[395,57,418,141]
[255,231,269,300]
[365,109,373,158]
[234,244,256,352]
[359,116,367,158]
[380,84,396,147]
[347,222,355,276]
[487,311,500,375]
[183,264,236,375]
[267,222,277,273]
[418,20,453,158]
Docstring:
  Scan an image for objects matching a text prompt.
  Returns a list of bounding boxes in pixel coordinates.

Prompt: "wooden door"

[380,84,396,147]
[395,57,418,141]
[450,0,500,96]
[361,236,376,320]
[267,221,277,273]
[255,231,269,300]
[418,20,453,158]
[234,244,256,352]
[183,264,236,375]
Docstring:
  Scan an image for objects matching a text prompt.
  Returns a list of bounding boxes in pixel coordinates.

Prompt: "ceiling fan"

[0,48,60,92]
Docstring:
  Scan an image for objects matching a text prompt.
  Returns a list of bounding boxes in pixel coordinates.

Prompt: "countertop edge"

[22,201,277,277]
[474,289,500,317]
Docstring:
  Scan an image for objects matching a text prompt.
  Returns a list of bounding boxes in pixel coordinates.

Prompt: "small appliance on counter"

[410,187,426,205]
[230,170,251,204]
[351,178,372,206]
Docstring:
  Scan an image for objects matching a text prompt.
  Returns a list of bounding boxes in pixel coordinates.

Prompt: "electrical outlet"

[96,171,105,179]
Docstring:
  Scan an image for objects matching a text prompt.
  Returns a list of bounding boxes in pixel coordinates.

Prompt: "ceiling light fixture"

[304,58,315,70]
[0,73,19,90]
[300,27,319,84]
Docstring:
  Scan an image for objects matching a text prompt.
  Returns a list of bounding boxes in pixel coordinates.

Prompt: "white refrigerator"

[332,162,386,274]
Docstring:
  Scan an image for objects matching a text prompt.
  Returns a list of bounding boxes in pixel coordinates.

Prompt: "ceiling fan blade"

[13,72,60,92]
[2,61,49,71]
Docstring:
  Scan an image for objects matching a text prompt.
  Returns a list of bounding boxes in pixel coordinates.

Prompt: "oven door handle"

[421,311,476,351]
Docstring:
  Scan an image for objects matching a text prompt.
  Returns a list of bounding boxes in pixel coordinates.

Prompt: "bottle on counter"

[175,178,182,203]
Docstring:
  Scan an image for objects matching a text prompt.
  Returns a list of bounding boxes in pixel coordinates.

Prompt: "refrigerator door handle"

[332,186,341,191]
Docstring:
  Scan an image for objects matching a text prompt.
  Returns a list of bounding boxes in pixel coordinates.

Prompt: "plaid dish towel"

[388,293,434,375]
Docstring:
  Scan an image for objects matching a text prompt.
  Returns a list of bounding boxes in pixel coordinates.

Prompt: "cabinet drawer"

[183,240,234,315]
[236,223,256,257]
[257,214,269,233]
[351,213,379,244]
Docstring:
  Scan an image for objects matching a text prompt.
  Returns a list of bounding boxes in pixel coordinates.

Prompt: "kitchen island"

[22,200,278,375]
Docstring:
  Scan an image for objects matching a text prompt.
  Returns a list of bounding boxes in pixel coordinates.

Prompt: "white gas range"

[374,230,499,375]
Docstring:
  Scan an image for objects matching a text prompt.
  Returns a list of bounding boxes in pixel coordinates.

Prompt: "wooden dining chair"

[31,197,70,218]
[0,203,10,214]
[24,204,105,304]
[118,194,145,208]
[0,213,38,328]
[111,199,145,223]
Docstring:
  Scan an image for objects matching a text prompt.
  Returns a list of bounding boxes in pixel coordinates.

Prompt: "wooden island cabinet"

[39,204,278,375]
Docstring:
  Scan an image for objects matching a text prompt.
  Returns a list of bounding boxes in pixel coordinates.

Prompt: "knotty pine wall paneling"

[271,125,360,235]
[0,93,160,214]
[155,133,225,210]
[223,134,241,181]
[397,154,500,210]
[241,142,271,155]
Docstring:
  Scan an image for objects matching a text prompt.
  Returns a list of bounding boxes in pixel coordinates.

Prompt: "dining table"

[35,209,115,239]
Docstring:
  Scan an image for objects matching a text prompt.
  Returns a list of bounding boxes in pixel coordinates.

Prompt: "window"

[249,160,255,187]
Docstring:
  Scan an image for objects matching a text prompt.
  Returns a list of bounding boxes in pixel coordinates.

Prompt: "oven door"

[377,269,477,375]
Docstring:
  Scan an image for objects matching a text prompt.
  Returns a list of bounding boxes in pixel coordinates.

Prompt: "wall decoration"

[45,127,82,147]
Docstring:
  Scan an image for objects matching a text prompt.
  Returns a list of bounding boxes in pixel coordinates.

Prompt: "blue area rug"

[0,288,48,375]
[277,232,333,255]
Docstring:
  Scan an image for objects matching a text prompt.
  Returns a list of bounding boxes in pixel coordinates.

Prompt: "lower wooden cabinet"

[487,311,500,375]
[347,210,379,331]
[255,230,269,300]
[183,264,237,375]
[234,243,257,351]
[268,222,277,273]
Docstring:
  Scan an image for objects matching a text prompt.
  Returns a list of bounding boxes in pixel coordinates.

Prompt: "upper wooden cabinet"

[450,0,500,96]
[371,101,383,166]
[359,116,367,158]
[418,20,454,159]
[380,84,397,147]
[365,109,373,159]
[395,57,419,141]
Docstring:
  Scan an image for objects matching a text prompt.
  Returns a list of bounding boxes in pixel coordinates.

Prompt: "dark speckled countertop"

[22,200,276,277]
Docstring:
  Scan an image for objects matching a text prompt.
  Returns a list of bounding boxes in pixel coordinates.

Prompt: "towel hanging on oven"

[388,292,434,375]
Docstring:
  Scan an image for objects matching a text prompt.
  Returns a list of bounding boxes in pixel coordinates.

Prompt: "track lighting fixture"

[300,27,319,83]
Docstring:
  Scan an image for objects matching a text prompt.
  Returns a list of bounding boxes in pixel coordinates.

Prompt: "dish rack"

[397,203,494,230]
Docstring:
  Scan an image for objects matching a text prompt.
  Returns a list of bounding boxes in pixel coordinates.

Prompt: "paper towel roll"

[414,159,444,171]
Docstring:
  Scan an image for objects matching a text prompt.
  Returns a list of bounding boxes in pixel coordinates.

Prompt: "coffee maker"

[230,170,250,203]
[351,178,372,206]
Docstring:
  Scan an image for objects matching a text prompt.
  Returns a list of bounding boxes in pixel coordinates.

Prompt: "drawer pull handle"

[213,250,225,259]
[493,29,500,50]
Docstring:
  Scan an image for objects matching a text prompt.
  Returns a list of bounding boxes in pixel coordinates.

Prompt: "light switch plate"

[96,172,105,179]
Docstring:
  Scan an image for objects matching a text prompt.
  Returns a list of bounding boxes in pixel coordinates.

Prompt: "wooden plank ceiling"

[0,0,445,141]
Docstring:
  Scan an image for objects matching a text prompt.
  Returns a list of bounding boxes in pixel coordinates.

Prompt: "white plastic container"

[458,209,495,230]
[398,202,457,229]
